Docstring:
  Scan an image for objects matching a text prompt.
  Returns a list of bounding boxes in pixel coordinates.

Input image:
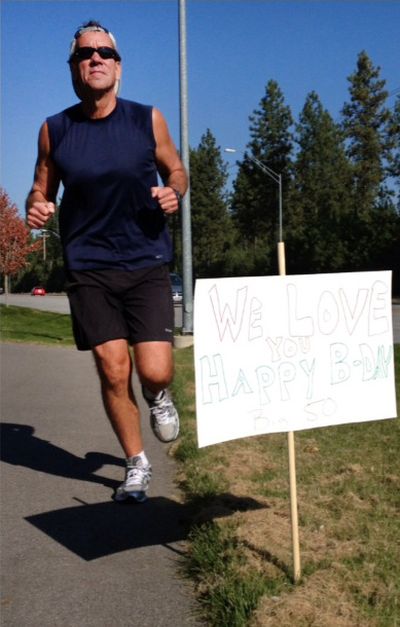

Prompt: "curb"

[174,335,194,349]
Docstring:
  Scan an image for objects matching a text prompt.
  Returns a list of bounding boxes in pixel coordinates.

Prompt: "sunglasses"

[70,46,121,62]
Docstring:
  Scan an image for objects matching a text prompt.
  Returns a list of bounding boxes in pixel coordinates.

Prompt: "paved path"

[0,343,202,627]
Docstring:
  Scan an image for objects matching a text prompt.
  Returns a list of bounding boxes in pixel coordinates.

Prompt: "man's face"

[71,31,121,96]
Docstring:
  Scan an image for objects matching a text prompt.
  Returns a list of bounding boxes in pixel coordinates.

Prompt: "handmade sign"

[194,271,397,448]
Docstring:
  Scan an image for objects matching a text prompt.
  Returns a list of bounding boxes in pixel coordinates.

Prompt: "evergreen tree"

[289,92,352,273]
[340,51,396,269]
[386,95,400,205]
[231,80,293,274]
[342,51,390,212]
[189,129,234,278]
[380,94,400,292]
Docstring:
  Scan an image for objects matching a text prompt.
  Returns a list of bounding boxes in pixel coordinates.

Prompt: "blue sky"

[1,0,399,215]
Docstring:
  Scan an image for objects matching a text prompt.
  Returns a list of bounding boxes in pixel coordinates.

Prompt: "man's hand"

[151,186,180,215]
[26,201,56,229]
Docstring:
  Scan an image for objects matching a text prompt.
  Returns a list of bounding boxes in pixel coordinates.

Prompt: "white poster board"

[194,271,397,448]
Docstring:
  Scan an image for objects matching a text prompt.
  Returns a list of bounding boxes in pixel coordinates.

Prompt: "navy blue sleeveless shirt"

[47,98,172,271]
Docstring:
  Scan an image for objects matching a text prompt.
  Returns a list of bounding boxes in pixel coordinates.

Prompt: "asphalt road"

[0,342,202,627]
[1,293,71,314]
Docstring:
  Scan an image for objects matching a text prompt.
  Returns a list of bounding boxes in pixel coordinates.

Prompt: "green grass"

[185,521,287,627]
[0,305,74,345]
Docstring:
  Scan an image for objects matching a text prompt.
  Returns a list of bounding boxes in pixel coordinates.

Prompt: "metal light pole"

[224,147,300,583]
[179,0,193,334]
[42,231,49,261]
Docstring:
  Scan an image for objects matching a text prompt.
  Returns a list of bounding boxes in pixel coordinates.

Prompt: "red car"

[31,286,46,296]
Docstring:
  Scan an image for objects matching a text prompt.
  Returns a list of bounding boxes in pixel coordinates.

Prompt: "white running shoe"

[114,456,152,503]
[142,388,180,443]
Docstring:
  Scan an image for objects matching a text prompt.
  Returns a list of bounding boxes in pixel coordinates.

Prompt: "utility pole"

[178,0,193,334]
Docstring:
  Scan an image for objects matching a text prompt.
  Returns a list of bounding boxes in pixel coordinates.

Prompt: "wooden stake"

[277,241,286,277]
[277,241,301,583]
[287,430,301,583]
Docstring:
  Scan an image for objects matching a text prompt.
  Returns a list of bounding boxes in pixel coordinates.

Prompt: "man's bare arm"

[26,122,61,229]
[151,108,188,215]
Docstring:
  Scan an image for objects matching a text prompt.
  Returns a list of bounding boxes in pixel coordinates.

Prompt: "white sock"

[127,451,149,466]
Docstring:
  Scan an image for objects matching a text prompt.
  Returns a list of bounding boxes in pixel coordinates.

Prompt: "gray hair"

[69,21,120,60]
[68,20,121,97]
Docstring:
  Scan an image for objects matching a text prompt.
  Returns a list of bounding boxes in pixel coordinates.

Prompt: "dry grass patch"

[250,570,376,627]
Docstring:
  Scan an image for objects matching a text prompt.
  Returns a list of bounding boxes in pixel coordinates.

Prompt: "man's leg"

[93,338,143,457]
[134,341,179,443]
[133,341,174,394]
[93,338,152,502]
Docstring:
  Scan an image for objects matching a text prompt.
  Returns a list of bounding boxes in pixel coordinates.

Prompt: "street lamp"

[40,228,60,239]
[224,148,283,243]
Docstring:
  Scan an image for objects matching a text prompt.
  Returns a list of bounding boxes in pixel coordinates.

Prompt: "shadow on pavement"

[1,422,266,561]
[25,494,266,561]
[0,422,123,489]
[26,497,193,560]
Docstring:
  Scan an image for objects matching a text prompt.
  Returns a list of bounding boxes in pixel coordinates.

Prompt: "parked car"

[31,286,46,296]
[170,273,183,303]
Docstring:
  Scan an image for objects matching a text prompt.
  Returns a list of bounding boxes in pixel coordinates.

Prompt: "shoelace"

[126,466,149,481]
[151,400,174,424]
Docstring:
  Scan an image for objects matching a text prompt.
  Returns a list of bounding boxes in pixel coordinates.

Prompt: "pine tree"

[341,51,395,269]
[289,92,352,273]
[380,94,400,291]
[231,80,293,274]
[189,129,234,278]
[341,51,400,275]
[386,95,400,205]
[342,51,391,211]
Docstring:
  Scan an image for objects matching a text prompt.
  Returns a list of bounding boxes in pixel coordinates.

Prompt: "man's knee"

[93,341,132,392]
[137,354,173,389]
[139,365,173,391]
[134,342,173,390]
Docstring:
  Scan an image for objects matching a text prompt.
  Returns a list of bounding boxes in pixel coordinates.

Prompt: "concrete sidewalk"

[0,343,202,626]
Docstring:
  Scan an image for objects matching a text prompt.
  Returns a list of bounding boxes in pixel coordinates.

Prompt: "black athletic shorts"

[65,265,174,351]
